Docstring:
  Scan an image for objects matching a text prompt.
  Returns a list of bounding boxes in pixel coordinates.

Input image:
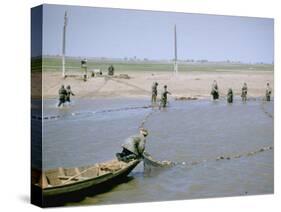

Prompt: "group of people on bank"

[57,85,75,107]
[81,58,115,81]
[211,80,272,103]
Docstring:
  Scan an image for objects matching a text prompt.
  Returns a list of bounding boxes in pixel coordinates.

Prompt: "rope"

[260,99,273,119]
[145,145,273,169]
[175,145,273,167]
[108,77,151,94]
[80,77,109,99]
[32,105,152,121]
[139,107,157,129]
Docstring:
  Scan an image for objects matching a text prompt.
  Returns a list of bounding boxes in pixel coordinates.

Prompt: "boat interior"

[32,159,129,188]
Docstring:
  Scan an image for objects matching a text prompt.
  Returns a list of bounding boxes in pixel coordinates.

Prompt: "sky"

[32,4,274,63]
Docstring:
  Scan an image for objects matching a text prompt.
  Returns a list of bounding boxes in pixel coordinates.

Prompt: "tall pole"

[62,11,68,78]
[174,24,178,75]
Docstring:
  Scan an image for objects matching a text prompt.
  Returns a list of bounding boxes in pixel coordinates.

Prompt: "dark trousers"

[266,95,271,101]
[151,94,157,103]
[227,96,233,103]
[116,148,138,162]
[65,96,70,102]
[212,92,219,100]
[58,98,65,107]
[160,98,167,108]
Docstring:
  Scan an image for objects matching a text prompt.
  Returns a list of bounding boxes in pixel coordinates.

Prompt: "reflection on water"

[39,98,273,205]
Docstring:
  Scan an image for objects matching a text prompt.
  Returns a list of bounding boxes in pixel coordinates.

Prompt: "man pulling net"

[116,128,148,162]
[116,128,174,168]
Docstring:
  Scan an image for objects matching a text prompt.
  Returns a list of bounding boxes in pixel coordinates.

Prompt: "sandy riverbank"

[31,70,274,100]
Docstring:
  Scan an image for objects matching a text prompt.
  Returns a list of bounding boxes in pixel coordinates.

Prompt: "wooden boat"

[32,159,140,204]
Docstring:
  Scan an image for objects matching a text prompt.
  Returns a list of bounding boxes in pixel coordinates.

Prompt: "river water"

[34,97,273,205]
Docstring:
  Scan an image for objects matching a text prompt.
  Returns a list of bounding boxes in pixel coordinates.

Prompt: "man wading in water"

[211,80,219,100]
[241,82,248,102]
[58,85,67,107]
[151,82,158,105]
[265,82,272,101]
[227,88,233,103]
[160,85,171,109]
[116,128,148,162]
[65,85,75,104]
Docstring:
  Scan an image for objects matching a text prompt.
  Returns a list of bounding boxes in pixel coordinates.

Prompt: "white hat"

[140,128,149,136]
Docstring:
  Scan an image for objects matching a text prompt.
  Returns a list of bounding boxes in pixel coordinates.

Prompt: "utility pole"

[174,24,178,75]
[62,11,68,78]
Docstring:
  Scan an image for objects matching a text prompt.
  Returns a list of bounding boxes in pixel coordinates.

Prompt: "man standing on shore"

[265,82,272,101]
[81,58,87,81]
[241,82,248,102]
[108,65,115,76]
[58,85,67,107]
[160,85,171,108]
[116,128,149,162]
[151,82,158,105]
[211,80,219,100]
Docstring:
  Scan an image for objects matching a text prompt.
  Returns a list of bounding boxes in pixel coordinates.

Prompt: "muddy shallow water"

[33,97,273,205]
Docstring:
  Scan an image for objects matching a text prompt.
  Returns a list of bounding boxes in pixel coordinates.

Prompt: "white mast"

[62,11,68,78]
[174,24,178,75]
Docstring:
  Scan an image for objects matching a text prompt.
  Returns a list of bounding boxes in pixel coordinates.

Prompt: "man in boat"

[151,82,158,105]
[227,88,233,103]
[265,82,272,101]
[65,85,75,103]
[241,82,248,102]
[116,128,149,162]
[160,85,171,108]
[58,85,67,107]
[211,80,219,100]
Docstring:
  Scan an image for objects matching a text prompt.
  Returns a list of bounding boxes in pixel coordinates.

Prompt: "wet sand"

[35,70,273,99]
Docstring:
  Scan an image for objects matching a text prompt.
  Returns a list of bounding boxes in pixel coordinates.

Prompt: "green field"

[31,56,274,73]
